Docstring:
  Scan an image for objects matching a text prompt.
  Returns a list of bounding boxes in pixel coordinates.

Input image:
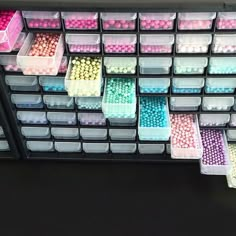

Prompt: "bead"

[200,129,227,165]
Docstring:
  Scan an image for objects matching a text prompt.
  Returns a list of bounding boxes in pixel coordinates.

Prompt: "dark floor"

[0,161,235,235]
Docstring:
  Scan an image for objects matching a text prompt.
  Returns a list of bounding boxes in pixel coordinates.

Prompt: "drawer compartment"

[21,127,50,139]
[83,143,109,153]
[27,141,54,152]
[170,97,201,111]
[202,97,234,111]
[76,97,102,110]
[55,142,81,152]
[172,78,204,94]
[199,114,230,127]
[138,144,165,154]
[11,94,43,109]
[78,113,106,126]
[47,112,76,125]
[205,78,236,94]
[43,95,74,109]
[80,128,107,140]
[51,128,79,139]
[17,111,47,124]
[109,129,136,140]
[139,78,170,94]
[110,143,136,153]
[39,76,65,92]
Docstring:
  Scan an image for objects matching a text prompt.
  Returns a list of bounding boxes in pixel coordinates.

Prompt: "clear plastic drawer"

[47,112,76,125]
[0,141,9,151]
[212,34,236,53]
[138,144,165,154]
[209,57,236,74]
[217,12,236,30]
[78,113,106,126]
[21,127,50,139]
[0,55,21,72]
[27,141,54,152]
[39,76,65,92]
[51,127,79,139]
[76,97,102,110]
[200,114,230,127]
[80,128,107,140]
[17,111,47,124]
[170,97,201,111]
[109,129,136,140]
[205,78,236,94]
[55,142,81,152]
[202,97,234,111]
[43,95,74,109]
[110,143,136,153]
[11,94,43,109]
[83,143,109,153]
[139,78,170,94]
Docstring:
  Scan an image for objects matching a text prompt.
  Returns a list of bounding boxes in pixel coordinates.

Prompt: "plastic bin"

[51,127,79,139]
[61,12,98,30]
[139,78,170,94]
[103,34,136,53]
[172,78,204,94]
[139,57,172,75]
[217,12,236,30]
[138,97,171,141]
[58,56,68,74]
[0,11,23,52]
[75,97,102,110]
[139,13,176,30]
[170,97,201,111]
[104,57,136,74]
[11,94,43,109]
[47,112,76,125]
[138,144,165,154]
[5,75,39,91]
[101,13,137,30]
[226,144,236,188]
[43,95,74,109]
[21,127,50,139]
[200,114,230,127]
[230,114,236,127]
[22,11,61,29]
[80,128,107,140]
[0,141,9,151]
[202,97,234,111]
[178,12,216,30]
[171,114,203,159]
[212,34,236,53]
[27,141,54,152]
[66,34,100,53]
[65,57,102,96]
[110,143,136,154]
[78,113,106,126]
[17,33,64,75]
[55,142,81,152]
[13,32,27,51]
[176,34,212,53]
[0,55,21,72]
[140,34,174,54]
[109,129,136,140]
[200,130,231,175]
[39,76,65,92]
[209,57,236,74]
[174,57,208,74]
[102,78,136,118]
[205,78,236,94]
[17,111,47,124]
[83,143,109,153]
[227,130,236,141]
[109,116,137,126]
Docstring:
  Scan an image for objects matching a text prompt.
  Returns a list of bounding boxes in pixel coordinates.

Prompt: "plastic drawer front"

[80,128,107,140]
[47,112,76,125]
[21,127,50,139]
[110,143,136,153]
[54,142,81,152]
[27,141,54,152]
[138,144,165,154]
[109,129,136,140]
[0,141,10,151]
[200,114,230,127]
[83,143,109,153]
[51,128,79,139]
[17,111,47,124]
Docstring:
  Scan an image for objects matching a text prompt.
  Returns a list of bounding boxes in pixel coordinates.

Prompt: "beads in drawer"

[139,78,170,94]
[78,113,106,126]
[205,78,236,94]
[212,34,236,53]
[209,57,236,74]
[217,12,236,30]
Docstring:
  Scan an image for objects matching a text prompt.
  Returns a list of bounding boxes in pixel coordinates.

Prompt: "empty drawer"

[55,142,81,152]
[170,97,201,111]
[109,129,136,140]
[83,143,109,153]
[51,128,79,139]
[109,116,137,126]
[0,141,9,151]
[47,112,76,125]
[21,127,50,139]
[80,128,107,140]
[110,143,136,153]
[138,144,165,154]
[27,141,54,152]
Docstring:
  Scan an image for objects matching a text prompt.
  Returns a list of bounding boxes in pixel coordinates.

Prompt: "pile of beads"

[200,129,227,166]
[102,78,136,118]
[140,87,168,93]
[62,12,98,30]
[170,114,202,159]
[217,13,236,29]
[66,57,101,96]
[139,97,167,129]
[78,113,106,126]
[44,84,65,92]
[28,33,60,57]
[172,87,201,93]
[228,144,236,182]
[77,97,102,110]
[0,10,15,30]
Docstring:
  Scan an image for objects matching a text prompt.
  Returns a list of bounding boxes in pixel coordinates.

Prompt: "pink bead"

[27,18,61,29]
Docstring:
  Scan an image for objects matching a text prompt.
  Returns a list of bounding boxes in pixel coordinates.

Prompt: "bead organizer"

[139,78,170,94]
[140,34,174,54]
[139,13,176,30]
[66,34,100,53]
[101,13,137,30]
[102,78,136,118]
[138,96,171,141]
[200,129,231,175]
[205,78,236,94]
[172,78,204,94]
[65,56,102,96]
[22,11,61,29]
[176,34,212,53]
[104,57,136,74]
[61,12,98,30]
[17,33,64,75]
[0,11,23,52]
[178,12,216,30]
[226,144,236,188]
[103,34,137,54]
[171,114,203,159]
